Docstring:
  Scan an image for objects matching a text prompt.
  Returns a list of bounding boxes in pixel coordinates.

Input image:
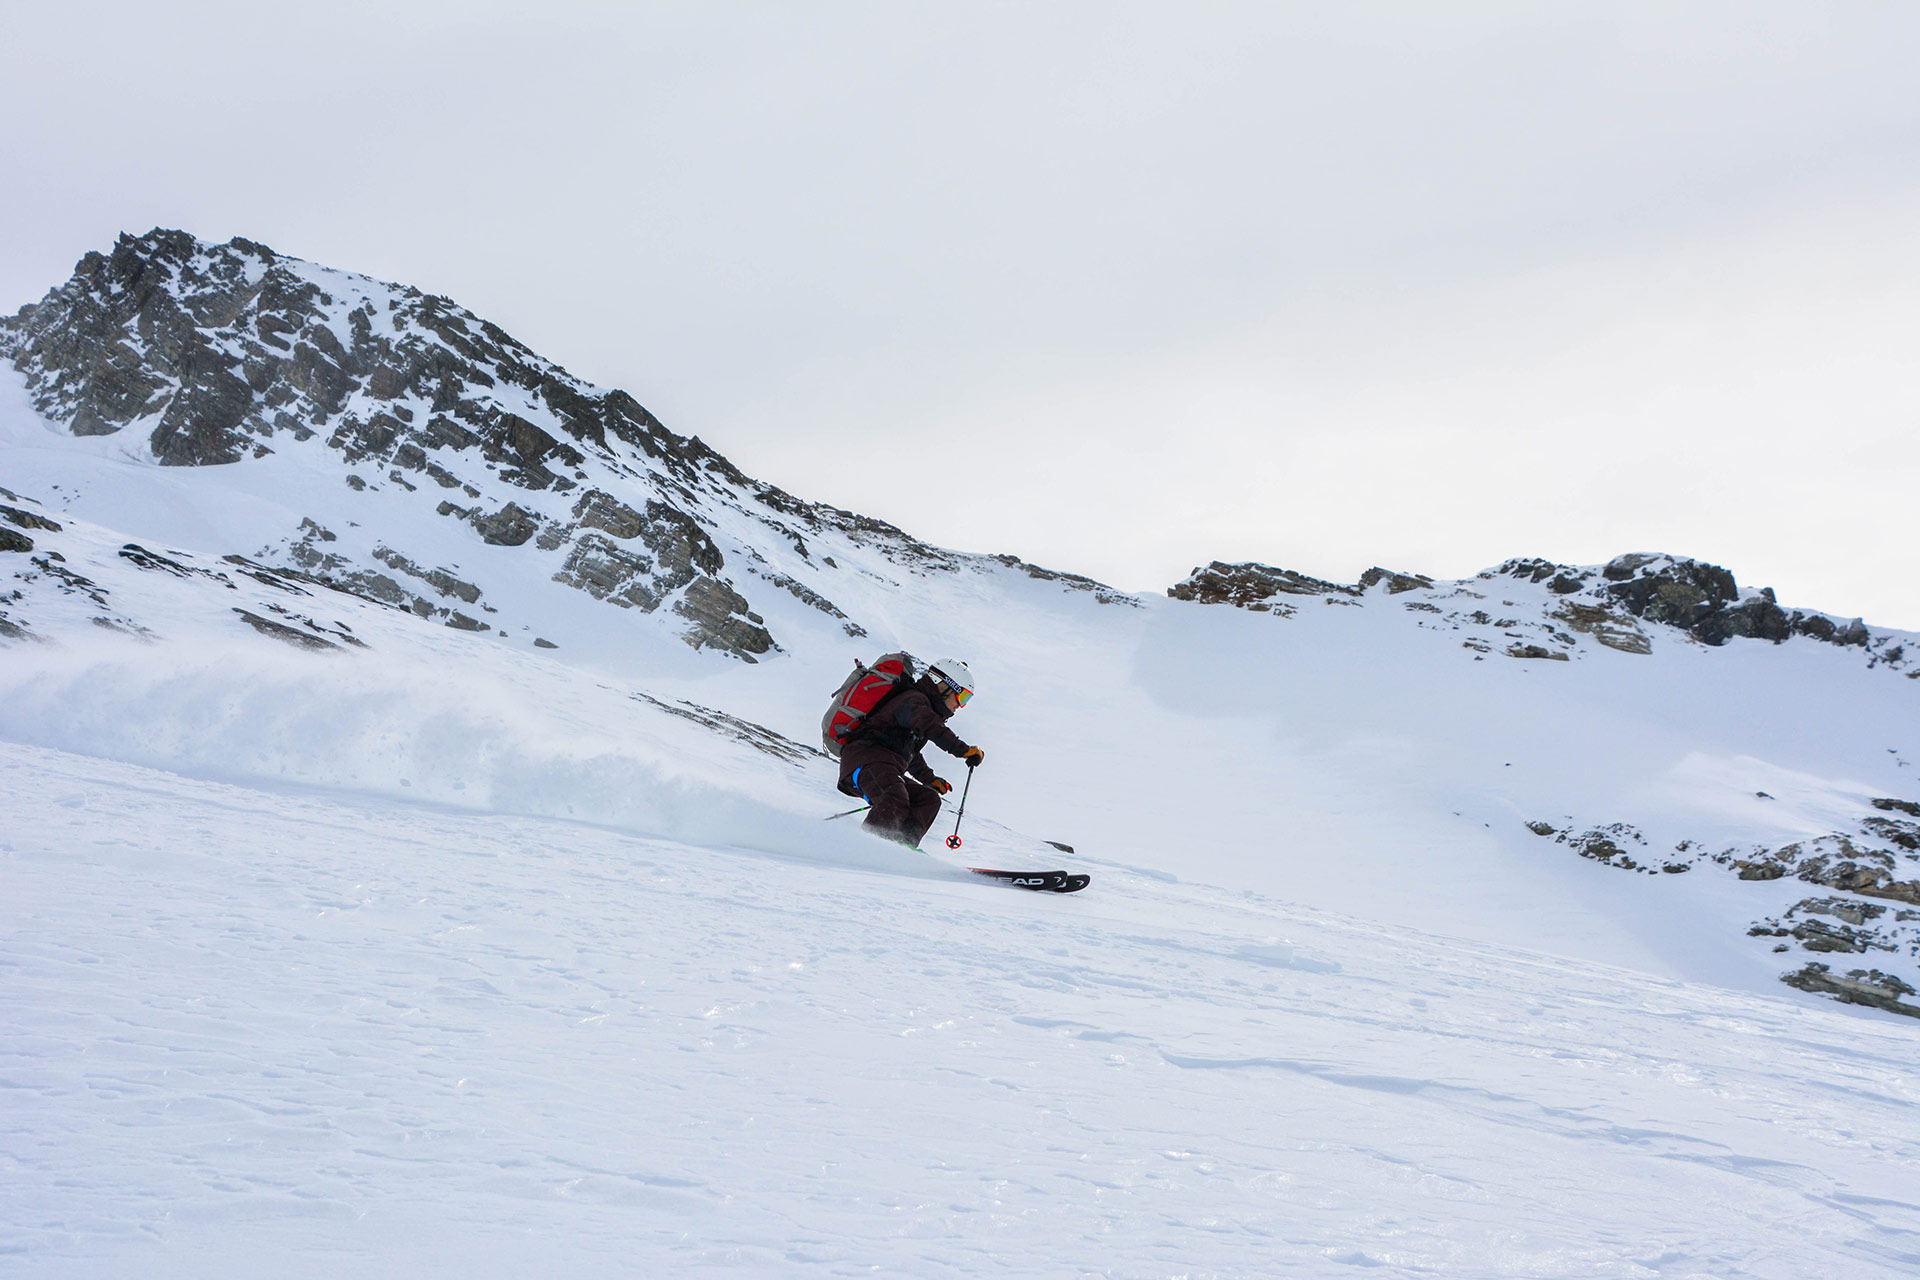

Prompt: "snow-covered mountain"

[0,229,1122,664]
[6,232,1919,1276]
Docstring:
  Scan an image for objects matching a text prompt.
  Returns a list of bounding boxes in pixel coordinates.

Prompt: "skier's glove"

[930,777,952,795]
[962,746,985,767]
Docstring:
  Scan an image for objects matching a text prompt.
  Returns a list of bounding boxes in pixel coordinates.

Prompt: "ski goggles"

[951,686,973,707]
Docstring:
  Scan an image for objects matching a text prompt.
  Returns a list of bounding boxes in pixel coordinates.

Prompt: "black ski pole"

[945,763,975,849]
[824,804,870,822]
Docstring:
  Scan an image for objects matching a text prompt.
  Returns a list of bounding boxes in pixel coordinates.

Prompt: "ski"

[966,867,1091,893]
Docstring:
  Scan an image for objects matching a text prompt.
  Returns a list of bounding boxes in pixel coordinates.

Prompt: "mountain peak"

[2,229,1133,662]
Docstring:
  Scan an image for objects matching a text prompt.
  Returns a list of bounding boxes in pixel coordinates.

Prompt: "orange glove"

[930,777,952,795]
[962,746,985,767]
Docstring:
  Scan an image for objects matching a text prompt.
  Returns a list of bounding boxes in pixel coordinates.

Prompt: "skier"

[837,658,985,848]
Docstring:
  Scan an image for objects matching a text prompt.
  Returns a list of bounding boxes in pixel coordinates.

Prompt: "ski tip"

[965,867,1090,893]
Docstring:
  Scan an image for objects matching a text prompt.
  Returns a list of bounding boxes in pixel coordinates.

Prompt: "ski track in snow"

[5,742,1918,1279]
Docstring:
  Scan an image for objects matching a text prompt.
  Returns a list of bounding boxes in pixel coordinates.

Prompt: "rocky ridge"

[1170,553,1909,672]
[1,230,1124,660]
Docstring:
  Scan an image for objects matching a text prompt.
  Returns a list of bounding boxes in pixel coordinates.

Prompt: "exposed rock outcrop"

[1529,798,1920,1018]
[1548,601,1650,655]
[1170,561,1423,606]
[1505,553,1884,654]
[674,578,774,661]
[1781,964,1920,1019]
[0,500,56,556]
[0,230,923,660]
[1749,897,1906,956]
[1166,552,1910,675]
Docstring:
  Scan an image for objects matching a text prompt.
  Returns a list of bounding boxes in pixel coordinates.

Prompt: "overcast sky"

[5,2,1918,626]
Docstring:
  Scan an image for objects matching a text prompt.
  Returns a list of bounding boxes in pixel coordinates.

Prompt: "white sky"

[4,1,1918,627]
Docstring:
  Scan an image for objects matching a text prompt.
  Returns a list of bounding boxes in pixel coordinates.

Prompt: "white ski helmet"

[927,658,977,707]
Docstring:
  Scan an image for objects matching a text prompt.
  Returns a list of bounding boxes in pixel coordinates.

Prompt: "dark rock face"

[554,534,665,610]
[1169,561,1433,603]
[1752,897,1898,955]
[1,228,928,661]
[232,608,342,652]
[1693,596,1792,646]
[470,503,541,548]
[1712,832,1920,909]
[1506,644,1569,661]
[1862,816,1920,852]
[0,230,671,477]
[547,497,732,630]
[1,505,63,534]
[675,578,774,661]
[1589,554,1871,651]
[0,495,48,555]
[1531,800,1920,1019]
[374,548,480,605]
[1782,964,1920,1018]
[1527,822,1664,873]
[1169,551,1911,677]
[1491,554,1905,662]
[1602,554,1738,631]
[1170,562,1358,608]
[572,489,647,540]
[1548,601,1651,655]
[1356,567,1433,595]
[4,231,268,464]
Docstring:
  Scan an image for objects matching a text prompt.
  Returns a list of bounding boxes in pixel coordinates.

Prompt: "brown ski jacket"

[838,678,972,790]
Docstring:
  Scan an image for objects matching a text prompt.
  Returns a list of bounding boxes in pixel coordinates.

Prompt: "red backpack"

[821,652,916,759]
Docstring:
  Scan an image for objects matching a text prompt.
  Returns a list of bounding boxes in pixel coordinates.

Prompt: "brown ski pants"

[840,749,942,849]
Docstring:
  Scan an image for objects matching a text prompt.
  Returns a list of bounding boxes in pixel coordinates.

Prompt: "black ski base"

[967,867,1091,893]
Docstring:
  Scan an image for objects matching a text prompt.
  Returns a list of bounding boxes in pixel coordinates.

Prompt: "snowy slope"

[8,428,1914,1007]
[6,231,1920,1276]
[6,742,1919,1279]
